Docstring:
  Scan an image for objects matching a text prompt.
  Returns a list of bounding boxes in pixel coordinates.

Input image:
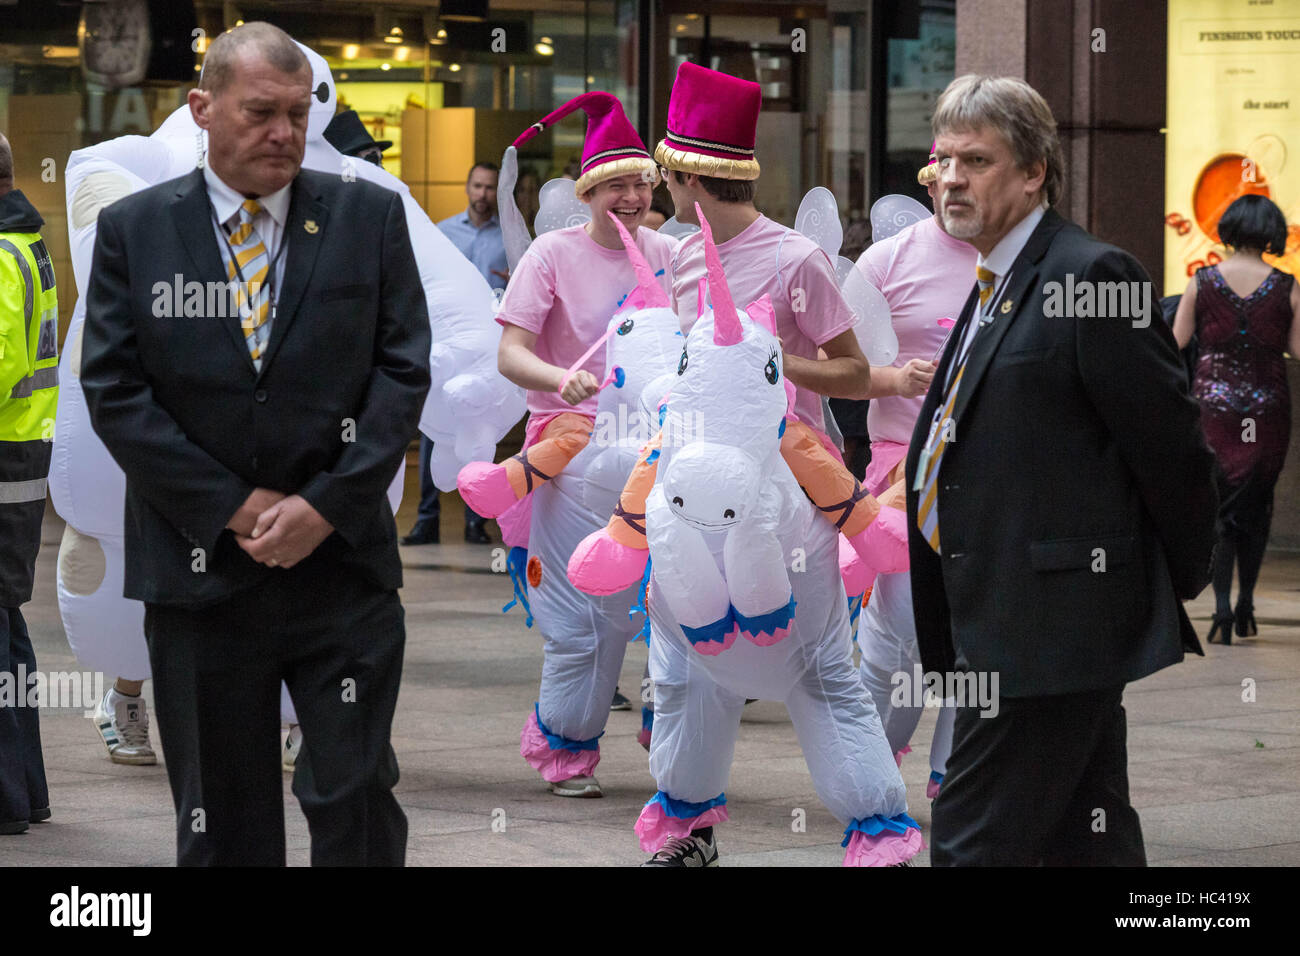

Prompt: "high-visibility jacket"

[0,188,59,606]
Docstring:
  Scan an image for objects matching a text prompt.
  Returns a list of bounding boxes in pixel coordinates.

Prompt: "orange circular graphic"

[1192,152,1271,243]
[526,555,542,588]
[1263,224,1300,277]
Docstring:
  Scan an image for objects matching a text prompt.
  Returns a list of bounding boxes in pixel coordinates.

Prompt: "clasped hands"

[226,487,334,569]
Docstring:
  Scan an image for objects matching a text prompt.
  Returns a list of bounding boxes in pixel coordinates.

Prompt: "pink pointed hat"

[918,140,939,185]
[656,62,762,181]
[513,91,657,197]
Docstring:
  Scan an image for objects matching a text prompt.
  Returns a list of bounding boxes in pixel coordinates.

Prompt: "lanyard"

[211,204,287,323]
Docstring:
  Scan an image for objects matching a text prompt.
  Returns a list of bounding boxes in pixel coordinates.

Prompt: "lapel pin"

[1000,299,1013,314]
[304,220,320,234]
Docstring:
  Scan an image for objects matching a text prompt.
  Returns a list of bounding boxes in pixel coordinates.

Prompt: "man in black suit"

[905,75,1217,866]
[81,22,430,865]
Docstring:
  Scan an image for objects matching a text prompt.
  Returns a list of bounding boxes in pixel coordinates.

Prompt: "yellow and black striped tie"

[915,265,996,552]
[226,198,271,368]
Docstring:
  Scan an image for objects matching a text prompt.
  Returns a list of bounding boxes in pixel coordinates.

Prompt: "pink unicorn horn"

[606,211,670,309]
[695,202,742,346]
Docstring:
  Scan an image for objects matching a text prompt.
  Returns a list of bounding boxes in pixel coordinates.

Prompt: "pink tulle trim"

[864,441,908,497]
[841,826,925,867]
[457,460,518,519]
[635,802,730,852]
[497,494,532,549]
[519,711,601,783]
[567,529,648,596]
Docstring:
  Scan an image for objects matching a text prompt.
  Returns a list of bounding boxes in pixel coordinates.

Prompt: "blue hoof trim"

[641,706,654,731]
[534,703,602,753]
[680,608,737,648]
[840,812,922,847]
[733,597,796,637]
[929,770,945,786]
[644,790,726,818]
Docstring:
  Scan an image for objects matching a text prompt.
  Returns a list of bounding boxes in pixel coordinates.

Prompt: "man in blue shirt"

[404,163,507,545]
[437,162,509,291]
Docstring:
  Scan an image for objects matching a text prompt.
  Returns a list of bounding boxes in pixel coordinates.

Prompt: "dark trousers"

[931,684,1145,866]
[144,562,407,866]
[416,435,482,529]
[0,606,49,824]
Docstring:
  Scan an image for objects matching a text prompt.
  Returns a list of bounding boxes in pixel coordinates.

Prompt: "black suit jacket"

[81,167,431,606]
[904,209,1217,697]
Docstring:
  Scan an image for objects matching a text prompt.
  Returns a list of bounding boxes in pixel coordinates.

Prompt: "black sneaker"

[464,524,491,544]
[641,832,719,867]
[610,687,631,711]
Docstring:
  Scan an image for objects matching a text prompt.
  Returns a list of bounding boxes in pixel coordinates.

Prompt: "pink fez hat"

[655,61,762,181]
[513,91,657,197]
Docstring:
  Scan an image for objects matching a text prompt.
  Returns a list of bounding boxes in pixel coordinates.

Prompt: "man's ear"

[1023,157,1046,197]
[188,88,212,130]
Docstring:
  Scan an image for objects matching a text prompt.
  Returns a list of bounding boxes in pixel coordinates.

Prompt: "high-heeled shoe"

[1234,601,1257,638]
[1207,611,1235,645]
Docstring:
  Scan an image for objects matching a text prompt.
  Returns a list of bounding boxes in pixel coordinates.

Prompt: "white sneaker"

[548,775,602,798]
[283,724,302,772]
[91,690,157,766]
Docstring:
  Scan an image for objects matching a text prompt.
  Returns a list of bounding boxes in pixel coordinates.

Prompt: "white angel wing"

[497,145,534,272]
[658,216,700,241]
[870,194,930,243]
[794,186,844,259]
[837,258,899,366]
[534,178,591,235]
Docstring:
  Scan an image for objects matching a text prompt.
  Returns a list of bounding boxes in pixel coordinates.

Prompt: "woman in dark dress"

[1174,195,1300,644]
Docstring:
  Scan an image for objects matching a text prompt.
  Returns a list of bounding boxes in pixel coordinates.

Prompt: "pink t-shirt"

[497,224,678,419]
[672,215,857,430]
[855,215,979,445]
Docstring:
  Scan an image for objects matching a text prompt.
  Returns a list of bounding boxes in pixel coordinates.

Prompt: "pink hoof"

[691,626,738,656]
[637,728,652,751]
[846,510,910,577]
[740,624,790,647]
[567,530,648,596]
[457,461,518,519]
[894,744,912,768]
[839,536,876,597]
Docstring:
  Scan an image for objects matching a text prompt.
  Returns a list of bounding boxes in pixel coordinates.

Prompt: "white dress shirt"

[204,164,292,316]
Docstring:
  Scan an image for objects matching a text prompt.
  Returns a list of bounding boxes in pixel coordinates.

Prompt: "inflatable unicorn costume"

[52,40,496,748]
[632,206,922,867]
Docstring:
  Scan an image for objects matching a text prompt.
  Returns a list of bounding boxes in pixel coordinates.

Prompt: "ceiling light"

[535,42,554,56]
[342,43,360,60]
[384,26,403,44]
[437,28,448,39]
[394,46,410,61]
[449,63,462,72]
[380,62,392,71]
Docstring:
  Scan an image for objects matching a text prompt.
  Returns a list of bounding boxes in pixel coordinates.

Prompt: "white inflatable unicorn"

[52,40,493,730]
[632,204,922,867]
[509,215,682,783]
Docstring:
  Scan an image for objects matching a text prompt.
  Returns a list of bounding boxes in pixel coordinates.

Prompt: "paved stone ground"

[3,473,1299,866]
